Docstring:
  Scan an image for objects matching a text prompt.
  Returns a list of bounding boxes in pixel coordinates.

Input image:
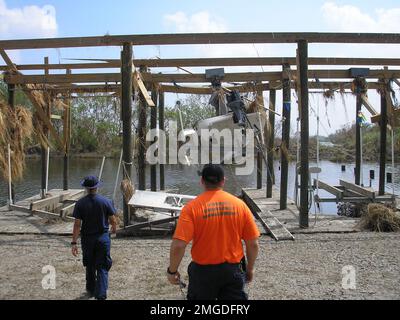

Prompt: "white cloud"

[321,2,400,32]
[0,0,58,39]
[164,11,226,33]
[163,11,275,69]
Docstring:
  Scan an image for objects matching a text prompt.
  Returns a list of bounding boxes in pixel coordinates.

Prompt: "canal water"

[0,158,398,215]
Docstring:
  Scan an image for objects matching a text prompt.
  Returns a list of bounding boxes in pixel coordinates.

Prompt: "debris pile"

[358,203,400,232]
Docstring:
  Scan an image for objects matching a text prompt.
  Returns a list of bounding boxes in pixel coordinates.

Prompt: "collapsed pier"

[1,32,399,234]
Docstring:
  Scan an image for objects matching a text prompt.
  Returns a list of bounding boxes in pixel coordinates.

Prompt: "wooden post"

[267,86,276,198]
[355,90,362,186]
[298,40,309,228]
[257,151,262,189]
[7,83,16,203]
[159,91,165,190]
[42,57,50,197]
[280,64,291,209]
[138,65,148,191]
[63,69,71,191]
[150,86,158,191]
[256,84,263,189]
[121,43,133,227]
[379,81,387,196]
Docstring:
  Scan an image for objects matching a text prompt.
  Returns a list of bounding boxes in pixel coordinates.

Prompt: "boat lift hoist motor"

[203,68,269,167]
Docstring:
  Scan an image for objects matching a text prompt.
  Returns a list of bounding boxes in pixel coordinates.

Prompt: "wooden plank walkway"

[0,189,84,235]
[242,187,360,239]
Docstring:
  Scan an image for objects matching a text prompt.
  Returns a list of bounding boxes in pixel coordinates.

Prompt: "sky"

[1,0,400,136]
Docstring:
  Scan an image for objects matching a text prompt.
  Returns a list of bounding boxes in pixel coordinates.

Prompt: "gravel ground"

[0,232,399,300]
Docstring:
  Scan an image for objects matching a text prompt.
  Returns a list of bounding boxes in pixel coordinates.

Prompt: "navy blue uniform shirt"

[73,194,117,236]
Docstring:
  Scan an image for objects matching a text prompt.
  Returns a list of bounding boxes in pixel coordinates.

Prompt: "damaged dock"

[242,187,361,239]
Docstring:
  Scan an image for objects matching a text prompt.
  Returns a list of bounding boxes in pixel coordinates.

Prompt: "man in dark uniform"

[71,176,117,300]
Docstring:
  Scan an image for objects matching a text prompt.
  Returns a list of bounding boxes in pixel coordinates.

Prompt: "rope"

[112,149,123,203]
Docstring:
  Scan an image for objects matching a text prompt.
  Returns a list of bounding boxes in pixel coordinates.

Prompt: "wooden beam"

[150,86,158,191]
[314,179,344,199]
[0,49,14,66]
[133,67,155,107]
[361,93,378,115]
[339,180,375,199]
[3,57,400,72]
[41,57,50,196]
[60,203,76,218]
[28,80,380,94]
[121,43,133,227]
[280,64,291,210]
[6,69,400,85]
[298,40,310,229]
[355,92,362,185]
[137,65,148,191]
[30,192,71,211]
[379,87,387,196]
[33,209,74,221]
[1,33,400,50]
[159,82,271,94]
[63,69,72,190]
[159,92,165,191]
[266,85,276,198]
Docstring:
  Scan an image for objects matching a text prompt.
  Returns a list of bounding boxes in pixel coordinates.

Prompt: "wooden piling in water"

[266,86,276,198]
[256,83,263,190]
[41,57,50,197]
[7,83,16,203]
[150,86,158,192]
[63,69,71,191]
[121,43,133,226]
[280,64,291,209]
[379,80,387,196]
[355,90,362,186]
[138,65,148,191]
[298,40,309,228]
[159,92,165,191]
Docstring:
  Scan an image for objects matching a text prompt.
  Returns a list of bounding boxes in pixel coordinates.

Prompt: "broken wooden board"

[339,180,375,199]
[33,209,74,221]
[132,63,155,107]
[253,209,295,241]
[242,188,295,241]
[29,189,84,212]
[242,187,360,234]
[314,179,344,200]
[361,93,378,115]
[60,203,76,218]
[371,108,400,126]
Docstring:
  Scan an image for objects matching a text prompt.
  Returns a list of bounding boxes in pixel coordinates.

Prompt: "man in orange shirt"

[167,164,260,300]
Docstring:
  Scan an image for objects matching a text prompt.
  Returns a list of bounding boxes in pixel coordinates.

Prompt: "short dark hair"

[201,164,225,187]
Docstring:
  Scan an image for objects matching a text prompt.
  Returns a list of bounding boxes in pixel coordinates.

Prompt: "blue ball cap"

[80,176,102,189]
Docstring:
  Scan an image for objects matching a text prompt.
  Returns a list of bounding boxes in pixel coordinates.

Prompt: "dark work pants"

[81,233,112,300]
[187,262,248,300]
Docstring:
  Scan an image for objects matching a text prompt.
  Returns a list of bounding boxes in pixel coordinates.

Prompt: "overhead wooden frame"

[1,32,400,50]
[2,57,400,72]
[4,69,400,85]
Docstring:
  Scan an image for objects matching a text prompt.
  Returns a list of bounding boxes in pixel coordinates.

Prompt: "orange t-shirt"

[173,189,260,265]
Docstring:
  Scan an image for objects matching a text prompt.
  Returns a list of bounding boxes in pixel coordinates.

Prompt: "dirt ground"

[0,232,399,300]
